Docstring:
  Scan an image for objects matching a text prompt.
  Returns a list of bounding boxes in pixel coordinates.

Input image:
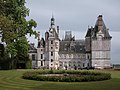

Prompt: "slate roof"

[93,17,111,38]
[85,15,112,39]
[38,37,45,48]
[85,28,92,37]
[59,40,85,54]
[29,43,37,53]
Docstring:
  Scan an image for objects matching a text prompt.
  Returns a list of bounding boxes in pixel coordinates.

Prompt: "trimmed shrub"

[22,70,111,82]
[25,59,32,69]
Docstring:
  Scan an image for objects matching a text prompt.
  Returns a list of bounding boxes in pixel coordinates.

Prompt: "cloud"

[110,31,120,64]
[26,0,120,31]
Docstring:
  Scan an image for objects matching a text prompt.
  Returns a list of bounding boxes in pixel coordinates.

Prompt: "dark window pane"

[41,54,43,59]
[51,41,53,44]
[51,59,53,62]
[32,54,35,60]
[51,52,53,56]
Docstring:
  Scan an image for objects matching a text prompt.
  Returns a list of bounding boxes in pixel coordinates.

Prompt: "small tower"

[47,16,60,70]
[37,32,45,68]
[85,15,112,69]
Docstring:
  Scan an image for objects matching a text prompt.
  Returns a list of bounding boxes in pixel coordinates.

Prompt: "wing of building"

[29,15,112,70]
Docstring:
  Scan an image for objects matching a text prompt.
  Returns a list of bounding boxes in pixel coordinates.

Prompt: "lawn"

[0,70,120,90]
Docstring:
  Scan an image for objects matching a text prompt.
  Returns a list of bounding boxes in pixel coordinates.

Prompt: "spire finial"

[51,13,55,27]
[52,12,54,19]
[38,32,40,41]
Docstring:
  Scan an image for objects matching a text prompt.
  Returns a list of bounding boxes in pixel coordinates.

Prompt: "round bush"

[22,70,111,82]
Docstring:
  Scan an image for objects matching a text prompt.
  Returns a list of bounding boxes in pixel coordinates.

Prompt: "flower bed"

[22,70,111,82]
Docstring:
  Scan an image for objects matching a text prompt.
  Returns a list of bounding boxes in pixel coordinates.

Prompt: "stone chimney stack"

[57,26,59,35]
[98,15,103,31]
[45,31,49,40]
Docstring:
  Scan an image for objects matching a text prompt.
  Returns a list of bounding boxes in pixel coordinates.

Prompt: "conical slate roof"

[85,15,112,38]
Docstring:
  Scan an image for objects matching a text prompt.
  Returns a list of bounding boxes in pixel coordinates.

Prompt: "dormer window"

[80,48,82,50]
[98,35,102,40]
[64,48,67,51]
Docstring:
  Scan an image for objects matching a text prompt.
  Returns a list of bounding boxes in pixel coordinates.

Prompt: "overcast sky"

[26,0,120,64]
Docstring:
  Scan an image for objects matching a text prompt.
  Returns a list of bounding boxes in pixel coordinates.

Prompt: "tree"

[0,0,37,69]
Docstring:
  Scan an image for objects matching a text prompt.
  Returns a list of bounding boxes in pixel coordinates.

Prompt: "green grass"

[0,70,120,90]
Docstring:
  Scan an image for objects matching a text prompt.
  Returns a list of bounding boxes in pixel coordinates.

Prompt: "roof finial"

[51,13,55,27]
[52,12,54,19]
[88,25,89,29]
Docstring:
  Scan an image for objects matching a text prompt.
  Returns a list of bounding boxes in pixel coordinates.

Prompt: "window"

[83,63,85,67]
[55,42,58,45]
[41,61,43,66]
[88,55,90,59]
[87,63,89,67]
[51,52,53,56]
[51,41,53,44]
[80,48,82,50]
[64,55,66,58]
[32,54,35,60]
[51,59,53,62]
[98,35,102,40]
[51,47,53,49]
[41,49,43,51]
[64,48,67,51]
[41,54,43,59]
[69,54,71,58]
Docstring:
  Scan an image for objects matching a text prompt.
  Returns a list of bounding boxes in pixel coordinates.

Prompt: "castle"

[29,15,112,70]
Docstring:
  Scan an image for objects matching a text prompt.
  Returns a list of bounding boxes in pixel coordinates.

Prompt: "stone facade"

[29,15,112,69]
[85,15,112,69]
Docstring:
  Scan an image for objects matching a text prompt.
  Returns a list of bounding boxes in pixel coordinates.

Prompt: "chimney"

[98,15,103,31]
[45,31,49,40]
[57,26,59,35]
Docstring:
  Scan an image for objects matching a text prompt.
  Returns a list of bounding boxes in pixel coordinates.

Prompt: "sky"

[25,0,120,64]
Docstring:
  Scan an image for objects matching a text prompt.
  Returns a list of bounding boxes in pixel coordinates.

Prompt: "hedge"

[22,70,111,82]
